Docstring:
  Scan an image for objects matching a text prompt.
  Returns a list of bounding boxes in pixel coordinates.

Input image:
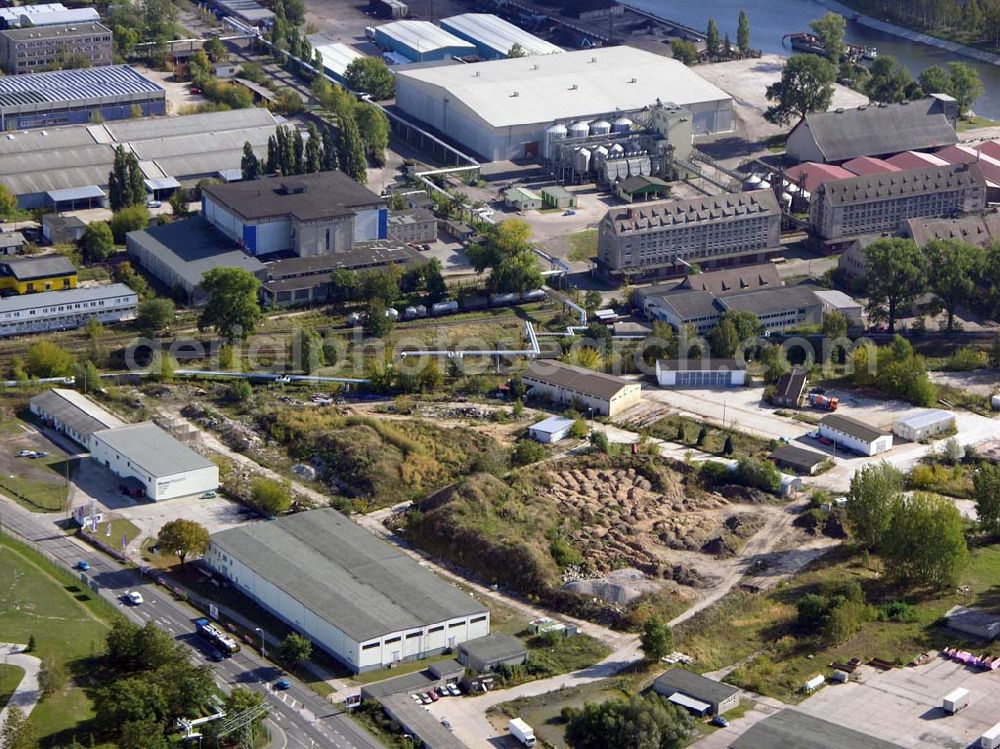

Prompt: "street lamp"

[254,627,265,657]
[587,407,593,434]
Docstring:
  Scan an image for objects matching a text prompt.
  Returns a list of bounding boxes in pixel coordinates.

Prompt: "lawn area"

[567,229,597,263]
[957,115,1000,131]
[675,544,1000,704]
[0,454,75,513]
[79,517,142,552]
[0,532,112,746]
[648,414,773,459]
[0,664,24,709]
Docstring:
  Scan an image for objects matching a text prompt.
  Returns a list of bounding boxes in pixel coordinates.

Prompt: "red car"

[190,85,202,94]
[426,690,439,703]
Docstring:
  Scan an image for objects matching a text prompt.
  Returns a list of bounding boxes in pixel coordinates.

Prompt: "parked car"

[201,491,217,499]
[147,200,161,208]
[209,650,224,662]
[30,451,47,458]
[711,716,729,728]
[441,718,453,730]
[447,683,461,696]
[124,590,143,605]
[274,678,291,690]
[426,690,439,703]
[16,450,34,458]
[75,560,90,571]
[418,693,432,705]
[410,694,423,704]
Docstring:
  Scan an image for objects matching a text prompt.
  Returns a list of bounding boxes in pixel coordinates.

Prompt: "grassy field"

[648,414,773,459]
[567,230,597,263]
[675,544,1000,703]
[80,517,142,551]
[0,533,112,747]
[0,664,24,710]
[957,115,1000,132]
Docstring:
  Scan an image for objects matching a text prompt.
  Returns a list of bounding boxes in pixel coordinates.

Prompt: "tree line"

[848,0,1000,48]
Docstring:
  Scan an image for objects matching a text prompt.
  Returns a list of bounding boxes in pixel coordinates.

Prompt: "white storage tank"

[743,174,762,191]
[592,145,609,166]
[567,121,590,139]
[543,123,567,159]
[612,116,633,133]
[431,300,459,315]
[385,307,399,320]
[590,120,611,136]
[758,180,771,189]
[803,674,825,693]
[610,143,625,156]
[574,147,591,173]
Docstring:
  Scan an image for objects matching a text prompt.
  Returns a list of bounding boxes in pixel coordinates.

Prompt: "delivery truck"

[509,717,536,747]
[980,720,1000,748]
[943,687,970,714]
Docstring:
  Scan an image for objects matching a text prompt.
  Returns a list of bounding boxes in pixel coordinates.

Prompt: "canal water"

[624,0,1000,118]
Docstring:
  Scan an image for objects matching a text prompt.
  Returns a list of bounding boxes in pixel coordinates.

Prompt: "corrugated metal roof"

[895,409,954,430]
[0,65,162,108]
[524,360,637,401]
[93,422,214,478]
[29,388,125,439]
[440,13,563,58]
[0,283,135,314]
[820,414,885,444]
[374,20,475,55]
[47,185,105,202]
[397,46,730,129]
[209,508,488,641]
[308,35,366,79]
[144,176,180,191]
[11,7,100,25]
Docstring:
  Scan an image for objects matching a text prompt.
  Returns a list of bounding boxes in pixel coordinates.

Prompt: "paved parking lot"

[796,657,1000,748]
[116,494,251,540]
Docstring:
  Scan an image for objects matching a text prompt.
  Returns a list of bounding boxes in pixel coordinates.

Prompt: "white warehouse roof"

[395,45,731,129]
[308,35,365,79]
[374,20,473,55]
[895,409,955,430]
[440,13,563,58]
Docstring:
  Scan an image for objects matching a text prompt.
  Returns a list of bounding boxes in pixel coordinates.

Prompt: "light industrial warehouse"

[205,508,490,672]
[394,45,733,160]
[371,19,475,62]
[0,65,164,131]
[308,34,365,83]
[439,13,563,59]
[0,108,278,208]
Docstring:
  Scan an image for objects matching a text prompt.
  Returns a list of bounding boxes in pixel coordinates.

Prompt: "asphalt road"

[0,498,384,749]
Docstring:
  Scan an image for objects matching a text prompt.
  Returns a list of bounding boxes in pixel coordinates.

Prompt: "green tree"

[723,435,734,455]
[973,463,1000,536]
[330,268,359,301]
[947,61,984,115]
[105,616,143,669]
[706,19,720,57]
[862,238,926,333]
[343,56,395,99]
[250,477,291,515]
[278,632,312,668]
[26,340,74,378]
[882,492,968,589]
[93,677,166,727]
[230,378,252,402]
[821,310,849,338]
[590,429,610,454]
[108,145,146,211]
[468,219,542,294]
[135,621,178,671]
[38,657,67,696]
[156,519,210,564]
[276,88,304,115]
[918,64,951,95]
[74,360,101,394]
[825,601,863,645]
[670,39,698,66]
[203,35,227,61]
[109,204,150,243]
[925,239,980,331]
[136,297,175,335]
[0,183,17,219]
[119,720,167,749]
[640,615,673,661]
[564,694,693,749]
[733,456,781,492]
[199,267,262,341]
[583,290,603,312]
[294,326,326,373]
[81,221,115,262]
[866,55,913,103]
[846,462,903,549]
[337,110,367,183]
[764,54,836,125]
[241,141,261,180]
[1,706,37,749]
[355,102,390,165]
[737,10,751,55]
[696,424,708,446]
[168,186,189,217]
[710,317,739,357]
[304,122,323,174]
[423,258,448,304]
[507,42,527,58]
[810,12,846,61]
[511,438,546,466]
[360,266,401,305]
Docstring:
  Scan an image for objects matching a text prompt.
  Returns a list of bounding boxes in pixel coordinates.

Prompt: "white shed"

[818,414,893,456]
[528,416,575,444]
[893,409,955,442]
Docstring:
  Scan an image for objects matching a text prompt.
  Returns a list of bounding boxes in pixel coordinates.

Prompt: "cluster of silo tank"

[744,173,810,212]
[601,140,653,182]
[542,116,634,160]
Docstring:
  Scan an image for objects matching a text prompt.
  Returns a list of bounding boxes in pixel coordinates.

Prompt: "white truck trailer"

[943,687,970,715]
[509,717,536,747]
[980,720,1000,749]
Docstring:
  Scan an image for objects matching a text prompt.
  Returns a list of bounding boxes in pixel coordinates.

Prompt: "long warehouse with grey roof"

[0,65,164,131]
[395,45,732,160]
[205,508,491,673]
[0,108,278,208]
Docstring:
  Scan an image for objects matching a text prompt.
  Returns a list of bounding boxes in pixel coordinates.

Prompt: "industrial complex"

[394,46,733,160]
[205,509,490,672]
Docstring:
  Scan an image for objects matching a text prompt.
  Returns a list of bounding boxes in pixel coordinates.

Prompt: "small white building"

[0,283,137,337]
[893,409,956,442]
[90,422,219,501]
[813,289,864,324]
[527,416,575,443]
[818,414,893,456]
